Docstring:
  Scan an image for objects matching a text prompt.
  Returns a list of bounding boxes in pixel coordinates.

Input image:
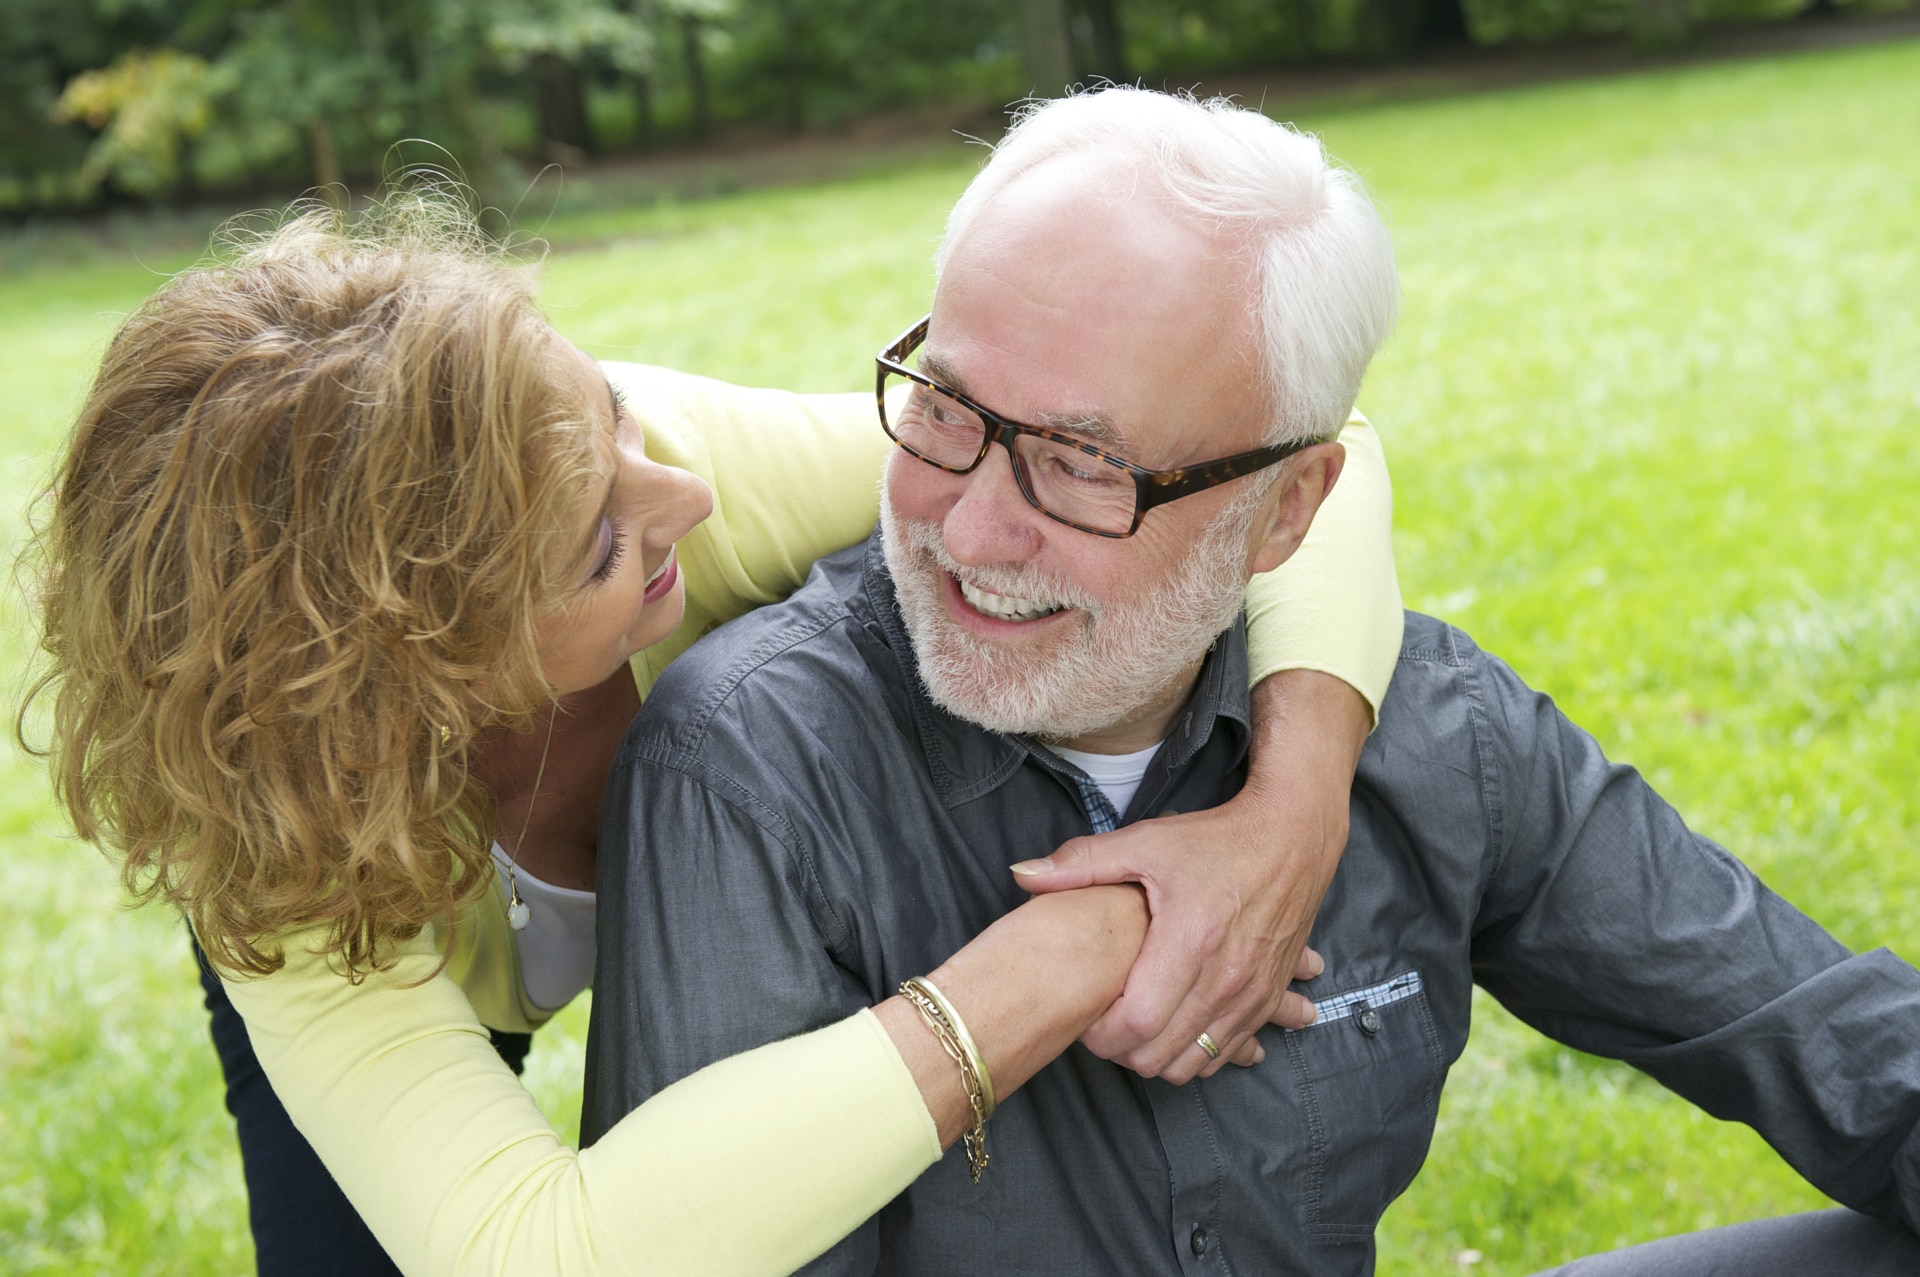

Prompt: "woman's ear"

[1246,442,1346,577]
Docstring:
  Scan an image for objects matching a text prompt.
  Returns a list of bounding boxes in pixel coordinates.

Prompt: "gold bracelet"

[913,976,995,1118]
[899,976,994,1183]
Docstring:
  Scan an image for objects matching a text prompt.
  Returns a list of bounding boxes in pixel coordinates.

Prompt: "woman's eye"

[588,515,625,583]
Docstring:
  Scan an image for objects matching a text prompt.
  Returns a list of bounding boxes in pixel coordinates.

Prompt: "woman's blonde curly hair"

[21,191,607,978]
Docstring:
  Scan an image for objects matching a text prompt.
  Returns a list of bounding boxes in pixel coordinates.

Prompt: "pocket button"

[1354,1003,1381,1036]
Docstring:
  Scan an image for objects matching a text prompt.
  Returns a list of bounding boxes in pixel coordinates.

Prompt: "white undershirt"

[1050,741,1164,820]
[489,843,598,1013]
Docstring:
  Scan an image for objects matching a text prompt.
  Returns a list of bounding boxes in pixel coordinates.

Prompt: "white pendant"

[507,899,531,931]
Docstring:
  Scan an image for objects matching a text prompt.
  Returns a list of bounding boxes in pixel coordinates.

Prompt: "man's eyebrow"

[917,350,1130,452]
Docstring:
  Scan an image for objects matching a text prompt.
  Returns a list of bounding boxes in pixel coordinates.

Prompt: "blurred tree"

[1629,0,1694,47]
[53,46,214,199]
[658,0,731,140]
[488,0,653,159]
[1075,0,1128,81]
[627,0,659,146]
[1017,0,1076,95]
[2,0,192,207]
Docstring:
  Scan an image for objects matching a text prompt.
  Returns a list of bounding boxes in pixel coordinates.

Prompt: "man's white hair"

[936,87,1400,446]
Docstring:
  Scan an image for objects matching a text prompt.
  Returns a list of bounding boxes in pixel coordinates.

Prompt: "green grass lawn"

[2,35,1917,1276]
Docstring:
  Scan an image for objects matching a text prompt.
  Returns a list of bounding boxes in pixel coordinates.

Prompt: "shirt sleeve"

[583,738,895,1277]
[1464,634,1920,1229]
[219,927,938,1277]
[608,363,1402,716]
[1241,410,1402,721]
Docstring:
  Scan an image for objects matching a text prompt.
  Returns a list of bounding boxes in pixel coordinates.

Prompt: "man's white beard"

[879,479,1256,743]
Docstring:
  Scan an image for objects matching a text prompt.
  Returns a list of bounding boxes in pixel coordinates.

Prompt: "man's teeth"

[959,578,1062,622]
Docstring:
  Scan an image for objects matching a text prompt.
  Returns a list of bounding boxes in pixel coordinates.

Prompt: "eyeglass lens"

[882,371,1138,535]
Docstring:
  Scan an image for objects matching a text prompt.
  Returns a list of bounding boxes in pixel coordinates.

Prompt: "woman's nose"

[646,463,713,548]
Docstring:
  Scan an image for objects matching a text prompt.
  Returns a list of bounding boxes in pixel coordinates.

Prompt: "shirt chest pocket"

[1282,971,1444,1245]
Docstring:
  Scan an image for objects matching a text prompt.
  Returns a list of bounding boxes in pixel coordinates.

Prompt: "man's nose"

[941,443,1044,568]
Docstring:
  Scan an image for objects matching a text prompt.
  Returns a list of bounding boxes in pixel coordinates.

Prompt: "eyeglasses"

[876,315,1309,539]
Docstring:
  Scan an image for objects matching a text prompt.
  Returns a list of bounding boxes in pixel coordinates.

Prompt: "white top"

[489,843,599,1012]
[1050,741,1165,820]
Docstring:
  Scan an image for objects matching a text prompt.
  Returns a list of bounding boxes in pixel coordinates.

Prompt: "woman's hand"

[471,665,642,891]
[1010,668,1368,1085]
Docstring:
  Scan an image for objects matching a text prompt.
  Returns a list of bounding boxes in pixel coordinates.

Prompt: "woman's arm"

[220,886,1149,1276]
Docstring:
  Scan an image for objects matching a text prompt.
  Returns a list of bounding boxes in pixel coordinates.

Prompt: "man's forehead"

[927,159,1266,465]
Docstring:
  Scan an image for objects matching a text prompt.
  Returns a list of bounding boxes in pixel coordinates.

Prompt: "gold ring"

[1195,1032,1222,1060]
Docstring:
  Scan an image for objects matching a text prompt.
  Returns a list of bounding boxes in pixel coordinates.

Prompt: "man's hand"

[1012,669,1369,1084]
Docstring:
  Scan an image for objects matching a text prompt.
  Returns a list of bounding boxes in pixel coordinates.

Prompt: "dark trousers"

[192,934,531,1276]
[1531,1209,1920,1276]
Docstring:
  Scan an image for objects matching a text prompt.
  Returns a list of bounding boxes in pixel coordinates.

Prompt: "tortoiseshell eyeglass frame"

[876,316,1313,539]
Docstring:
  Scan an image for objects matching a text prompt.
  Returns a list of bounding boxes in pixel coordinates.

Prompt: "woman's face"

[537,340,714,695]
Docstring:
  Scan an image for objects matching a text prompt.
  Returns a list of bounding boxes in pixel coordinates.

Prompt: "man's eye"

[1035,449,1111,487]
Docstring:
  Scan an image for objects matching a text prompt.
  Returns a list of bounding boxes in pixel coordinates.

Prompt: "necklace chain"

[504,704,559,930]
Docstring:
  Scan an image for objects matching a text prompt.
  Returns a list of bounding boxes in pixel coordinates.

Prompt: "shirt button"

[1190,1226,1209,1256]
[1355,1003,1381,1036]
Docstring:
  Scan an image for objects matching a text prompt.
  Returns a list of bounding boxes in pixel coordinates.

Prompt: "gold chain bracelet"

[899,976,995,1183]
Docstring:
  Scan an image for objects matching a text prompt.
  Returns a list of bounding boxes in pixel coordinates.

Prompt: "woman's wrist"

[878,885,1147,1148]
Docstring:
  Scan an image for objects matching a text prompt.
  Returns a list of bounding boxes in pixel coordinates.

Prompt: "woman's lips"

[643,550,678,603]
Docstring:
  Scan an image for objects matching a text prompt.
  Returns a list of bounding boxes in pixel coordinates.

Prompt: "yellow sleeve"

[1242,411,1403,722]
[609,365,1401,716]
[221,927,939,1277]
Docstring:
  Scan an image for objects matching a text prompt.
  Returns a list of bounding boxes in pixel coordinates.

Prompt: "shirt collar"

[856,534,1252,813]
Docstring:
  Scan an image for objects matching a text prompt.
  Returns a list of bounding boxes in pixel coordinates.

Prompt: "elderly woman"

[24,189,1399,1274]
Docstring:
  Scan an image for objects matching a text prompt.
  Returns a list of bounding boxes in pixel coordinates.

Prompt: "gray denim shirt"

[583,536,1920,1275]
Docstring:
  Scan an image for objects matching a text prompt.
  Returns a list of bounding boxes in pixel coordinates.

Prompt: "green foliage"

[54,48,214,197]
[2,35,1918,1274]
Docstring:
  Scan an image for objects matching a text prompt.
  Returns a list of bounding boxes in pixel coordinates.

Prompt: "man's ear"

[1246,441,1345,577]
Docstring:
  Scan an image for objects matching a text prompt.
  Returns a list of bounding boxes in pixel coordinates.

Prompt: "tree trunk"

[774,0,806,133]
[1017,0,1076,98]
[531,53,597,161]
[1420,0,1471,45]
[1629,0,1692,50]
[1286,0,1317,58]
[680,15,712,141]
[1363,0,1423,59]
[632,70,656,149]
[307,117,344,204]
[1076,0,1126,82]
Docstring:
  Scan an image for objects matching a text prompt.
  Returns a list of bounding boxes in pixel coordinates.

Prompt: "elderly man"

[584,89,1920,1274]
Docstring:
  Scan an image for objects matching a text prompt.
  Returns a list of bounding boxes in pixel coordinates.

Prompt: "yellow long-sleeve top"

[218,365,1404,1277]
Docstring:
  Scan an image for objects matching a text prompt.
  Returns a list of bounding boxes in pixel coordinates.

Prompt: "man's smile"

[955,575,1066,623]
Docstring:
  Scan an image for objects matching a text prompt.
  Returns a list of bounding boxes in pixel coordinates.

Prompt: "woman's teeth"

[646,553,674,586]
[959,578,1062,622]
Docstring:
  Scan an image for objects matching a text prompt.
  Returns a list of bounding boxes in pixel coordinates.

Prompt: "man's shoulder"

[630,541,907,760]
[1369,610,1543,779]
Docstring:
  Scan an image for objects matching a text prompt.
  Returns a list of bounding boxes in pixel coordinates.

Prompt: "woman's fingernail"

[1009,860,1050,876]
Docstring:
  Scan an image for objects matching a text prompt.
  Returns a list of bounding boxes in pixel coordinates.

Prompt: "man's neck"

[1046,659,1205,755]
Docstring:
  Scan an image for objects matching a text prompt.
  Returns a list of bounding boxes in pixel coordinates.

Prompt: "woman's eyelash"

[591,516,626,584]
